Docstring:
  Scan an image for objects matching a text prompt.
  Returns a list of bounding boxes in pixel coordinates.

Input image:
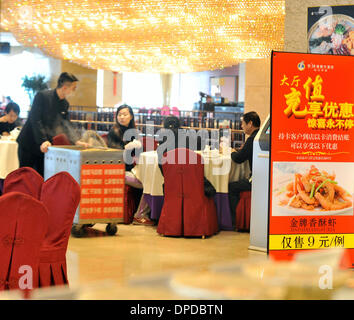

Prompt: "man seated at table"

[228,111,260,229]
[0,102,20,136]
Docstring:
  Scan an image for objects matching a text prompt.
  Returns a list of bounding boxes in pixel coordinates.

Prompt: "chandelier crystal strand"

[1,0,285,73]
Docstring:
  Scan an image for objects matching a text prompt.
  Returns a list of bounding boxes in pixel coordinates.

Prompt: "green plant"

[21,74,48,104]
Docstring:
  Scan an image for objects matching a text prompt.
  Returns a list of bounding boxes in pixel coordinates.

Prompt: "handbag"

[204,177,216,198]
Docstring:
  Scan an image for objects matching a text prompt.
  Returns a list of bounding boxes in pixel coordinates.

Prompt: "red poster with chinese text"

[79,164,125,221]
[268,51,354,268]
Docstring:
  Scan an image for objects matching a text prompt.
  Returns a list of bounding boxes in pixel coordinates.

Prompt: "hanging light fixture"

[1,0,285,73]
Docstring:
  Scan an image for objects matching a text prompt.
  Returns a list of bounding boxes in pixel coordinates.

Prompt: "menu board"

[268,51,354,268]
[80,164,125,220]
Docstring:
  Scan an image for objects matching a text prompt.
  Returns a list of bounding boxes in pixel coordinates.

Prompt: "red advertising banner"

[268,51,354,268]
[80,164,125,220]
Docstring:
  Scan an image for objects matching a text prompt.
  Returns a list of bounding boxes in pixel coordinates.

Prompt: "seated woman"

[0,102,20,136]
[107,104,142,179]
[107,104,153,225]
[157,116,216,198]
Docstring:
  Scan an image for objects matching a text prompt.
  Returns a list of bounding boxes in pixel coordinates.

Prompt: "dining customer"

[0,102,20,136]
[107,104,142,177]
[228,111,260,228]
[107,104,153,225]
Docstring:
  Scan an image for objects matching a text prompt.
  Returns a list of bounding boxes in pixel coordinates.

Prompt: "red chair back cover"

[160,106,171,116]
[0,193,18,290]
[3,167,44,200]
[52,133,71,146]
[235,191,251,231]
[0,192,48,291]
[157,148,218,237]
[39,172,81,287]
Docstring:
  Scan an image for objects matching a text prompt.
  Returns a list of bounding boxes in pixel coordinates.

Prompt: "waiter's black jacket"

[17,89,78,155]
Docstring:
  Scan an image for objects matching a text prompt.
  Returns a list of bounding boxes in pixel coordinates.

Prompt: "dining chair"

[38,171,81,287]
[3,167,44,200]
[235,191,251,232]
[0,192,48,291]
[52,133,71,146]
[157,148,219,237]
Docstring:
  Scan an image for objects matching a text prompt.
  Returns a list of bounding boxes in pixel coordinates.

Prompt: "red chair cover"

[0,193,17,290]
[3,167,44,200]
[38,172,81,287]
[52,133,71,145]
[235,191,251,232]
[142,136,158,152]
[0,192,48,291]
[160,106,171,116]
[157,148,218,237]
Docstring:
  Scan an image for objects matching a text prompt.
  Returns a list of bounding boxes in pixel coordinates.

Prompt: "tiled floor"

[65,223,267,299]
[1,223,353,300]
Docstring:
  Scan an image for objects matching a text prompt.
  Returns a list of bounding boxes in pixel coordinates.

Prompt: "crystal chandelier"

[1,0,285,73]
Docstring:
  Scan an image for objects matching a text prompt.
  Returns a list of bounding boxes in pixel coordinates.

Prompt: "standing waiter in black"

[17,72,88,176]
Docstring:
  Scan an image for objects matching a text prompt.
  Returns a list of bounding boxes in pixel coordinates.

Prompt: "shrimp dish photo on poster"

[272,162,353,216]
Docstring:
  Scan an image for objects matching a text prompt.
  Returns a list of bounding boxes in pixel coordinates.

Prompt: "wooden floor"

[64,223,267,299]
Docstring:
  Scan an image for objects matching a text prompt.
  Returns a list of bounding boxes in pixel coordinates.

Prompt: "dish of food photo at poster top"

[272,164,353,216]
[308,14,354,55]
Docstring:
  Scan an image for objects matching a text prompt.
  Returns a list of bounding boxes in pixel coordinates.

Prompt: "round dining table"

[132,150,251,230]
[0,138,20,193]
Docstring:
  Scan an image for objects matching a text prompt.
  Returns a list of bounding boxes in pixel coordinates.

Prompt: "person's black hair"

[57,72,79,88]
[5,102,20,115]
[163,116,181,130]
[242,111,260,128]
[6,96,11,101]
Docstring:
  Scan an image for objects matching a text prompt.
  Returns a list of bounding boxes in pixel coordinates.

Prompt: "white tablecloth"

[132,151,251,196]
[0,139,19,179]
